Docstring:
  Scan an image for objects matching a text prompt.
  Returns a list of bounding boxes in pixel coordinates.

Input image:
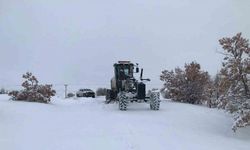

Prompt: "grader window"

[117,65,132,80]
[124,68,129,76]
[119,68,128,80]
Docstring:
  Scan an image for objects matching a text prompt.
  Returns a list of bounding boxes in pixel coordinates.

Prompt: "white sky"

[0,0,250,89]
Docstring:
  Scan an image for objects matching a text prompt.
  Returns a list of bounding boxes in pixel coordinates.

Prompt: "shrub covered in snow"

[232,101,250,132]
[160,62,212,105]
[96,88,107,96]
[8,72,56,103]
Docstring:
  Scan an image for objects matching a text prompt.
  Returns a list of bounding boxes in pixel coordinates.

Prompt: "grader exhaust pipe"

[140,68,150,81]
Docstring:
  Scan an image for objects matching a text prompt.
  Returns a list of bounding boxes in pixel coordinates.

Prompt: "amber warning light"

[118,61,131,64]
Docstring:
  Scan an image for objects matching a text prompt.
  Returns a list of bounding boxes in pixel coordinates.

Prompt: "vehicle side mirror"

[136,67,139,73]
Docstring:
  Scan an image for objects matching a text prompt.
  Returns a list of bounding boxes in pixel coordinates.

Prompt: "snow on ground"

[0,94,250,150]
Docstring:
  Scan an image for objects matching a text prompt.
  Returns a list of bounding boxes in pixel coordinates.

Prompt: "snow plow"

[106,61,160,110]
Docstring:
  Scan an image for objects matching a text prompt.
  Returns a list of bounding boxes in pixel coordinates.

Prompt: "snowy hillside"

[1,95,250,150]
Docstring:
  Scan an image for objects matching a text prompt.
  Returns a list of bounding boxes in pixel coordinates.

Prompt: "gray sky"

[1,0,250,89]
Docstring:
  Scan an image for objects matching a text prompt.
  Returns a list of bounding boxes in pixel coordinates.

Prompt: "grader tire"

[118,92,128,111]
[150,92,160,110]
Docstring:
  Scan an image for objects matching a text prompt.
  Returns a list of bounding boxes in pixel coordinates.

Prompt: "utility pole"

[64,84,68,98]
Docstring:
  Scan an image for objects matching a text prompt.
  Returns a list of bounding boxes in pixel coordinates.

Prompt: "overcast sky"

[0,0,250,89]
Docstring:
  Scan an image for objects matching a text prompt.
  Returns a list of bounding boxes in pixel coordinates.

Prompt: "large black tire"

[150,92,160,110]
[118,92,128,111]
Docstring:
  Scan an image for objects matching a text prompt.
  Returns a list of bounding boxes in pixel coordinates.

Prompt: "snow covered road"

[1,95,250,150]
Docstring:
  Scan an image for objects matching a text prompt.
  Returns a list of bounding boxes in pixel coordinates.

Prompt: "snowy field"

[0,94,250,150]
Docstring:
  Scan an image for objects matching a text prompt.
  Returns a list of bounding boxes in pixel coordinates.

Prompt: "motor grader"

[106,61,160,111]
